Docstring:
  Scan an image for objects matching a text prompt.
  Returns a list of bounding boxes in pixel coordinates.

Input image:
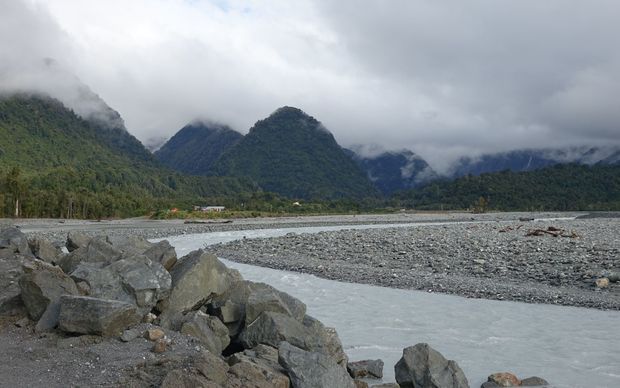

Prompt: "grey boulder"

[395,343,469,388]
[239,311,347,367]
[181,311,230,355]
[28,237,62,263]
[157,250,240,328]
[278,341,356,388]
[58,237,122,274]
[0,254,33,316]
[144,240,177,270]
[0,227,31,256]
[348,359,384,379]
[66,231,92,252]
[57,295,141,336]
[71,255,171,315]
[19,260,79,321]
[207,280,305,337]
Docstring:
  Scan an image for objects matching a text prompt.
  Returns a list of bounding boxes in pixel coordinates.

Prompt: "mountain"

[393,163,620,211]
[0,94,256,218]
[212,107,378,199]
[450,147,620,177]
[155,122,243,175]
[347,149,437,195]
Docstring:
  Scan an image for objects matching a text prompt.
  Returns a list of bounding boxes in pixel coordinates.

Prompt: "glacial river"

[161,224,620,388]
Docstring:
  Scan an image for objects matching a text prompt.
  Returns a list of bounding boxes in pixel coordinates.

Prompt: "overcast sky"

[1,0,619,171]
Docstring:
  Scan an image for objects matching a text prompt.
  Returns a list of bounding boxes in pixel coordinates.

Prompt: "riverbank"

[207,217,620,310]
[11,212,619,309]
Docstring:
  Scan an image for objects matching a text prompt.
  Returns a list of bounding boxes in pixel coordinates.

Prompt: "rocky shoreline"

[208,218,620,310]
[0,223,555,388]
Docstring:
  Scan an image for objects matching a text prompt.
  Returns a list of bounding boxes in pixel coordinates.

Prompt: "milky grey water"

[161,225,620,388]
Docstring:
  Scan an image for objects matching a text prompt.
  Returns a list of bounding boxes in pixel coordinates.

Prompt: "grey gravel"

[207,218,620,310]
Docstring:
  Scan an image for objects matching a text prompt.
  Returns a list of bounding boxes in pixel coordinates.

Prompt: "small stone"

[595,278,610,288]
[120,328,139,342]
[143,312,157,323]
[488,372,521,387]
[152,338,168,353]
[521,376,550,386]
[14,317,31,328]
[145,328,165,341]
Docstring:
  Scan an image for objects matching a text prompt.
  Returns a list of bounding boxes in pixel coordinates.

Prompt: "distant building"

[194,206,226,212]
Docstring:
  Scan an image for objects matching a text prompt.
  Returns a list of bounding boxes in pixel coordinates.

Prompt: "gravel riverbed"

[11,212,619,309]
[208,218,620,310]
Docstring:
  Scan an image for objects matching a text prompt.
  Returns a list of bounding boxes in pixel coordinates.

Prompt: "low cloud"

[1,0,619,173]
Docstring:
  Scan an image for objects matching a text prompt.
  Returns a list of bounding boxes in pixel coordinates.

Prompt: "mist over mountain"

[346,148,438,195]
[449,146,620,178]
[0,94,257,218]
[155,121,243,175]
[212,107,378,200]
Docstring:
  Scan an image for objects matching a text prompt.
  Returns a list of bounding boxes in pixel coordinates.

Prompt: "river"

[161,224,620,388]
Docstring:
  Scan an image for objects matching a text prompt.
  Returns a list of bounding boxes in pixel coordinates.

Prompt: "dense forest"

[0,95,258,218]
[392,163,620,211]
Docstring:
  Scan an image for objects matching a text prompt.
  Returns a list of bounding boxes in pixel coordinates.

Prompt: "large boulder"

[57,295,141,336]
[144,240,177,270]
[278,341,356,388]
[157,250,240,329]
[227,344,290,388]
[71,255,171,315]
[207,280,305,336]
[180,311,230,355]
[58,237,122,274]
[0,254,33,316]
[28,237,62,263]
[0,227,31,256]
[66,231,92,252]
[19,260,79,321]
[239,311,347,367]
[348,359,384,379]
[395,343,469,388]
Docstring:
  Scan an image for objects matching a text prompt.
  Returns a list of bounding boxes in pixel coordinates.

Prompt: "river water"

[161,224,620,388]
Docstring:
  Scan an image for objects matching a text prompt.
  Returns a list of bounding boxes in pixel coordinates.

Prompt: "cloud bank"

[1,0,619,172]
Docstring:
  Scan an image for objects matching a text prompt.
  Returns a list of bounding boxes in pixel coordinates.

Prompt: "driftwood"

[184,219,233,224]
[526,226,579,238]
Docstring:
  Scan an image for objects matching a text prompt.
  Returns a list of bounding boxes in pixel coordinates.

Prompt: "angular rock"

[227,358,290,388]
[120,328,141,342]
[158,250,239,328]
[354,381,370,388]
[58,238,122,274]
[66,231,91,252]
[28,237,62,263]
[71,255,171,315]
[57,295,141,336]
[107,235,153,257]
[0,254,33,316]
[370,384,400,388]
[160,369,215,388]
[181,311,230,355]
[521,376,550,386]
[145,327,166,341]
[144,240,177,270]
[239,311,311,351]
[207,280,305,337]
[302,315,348,367]
[0,227,31,255]
[245,285,306,325]
[595,278,610,288]
[395,343,469,388]
[278,341,356,388]
[19,260,79,321]
[194,350,230,385]
[348,359,384,379]
[152,338,168,353]
[487,372,521,387]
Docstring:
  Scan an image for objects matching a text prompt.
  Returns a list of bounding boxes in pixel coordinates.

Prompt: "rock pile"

[0,225,550,387]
